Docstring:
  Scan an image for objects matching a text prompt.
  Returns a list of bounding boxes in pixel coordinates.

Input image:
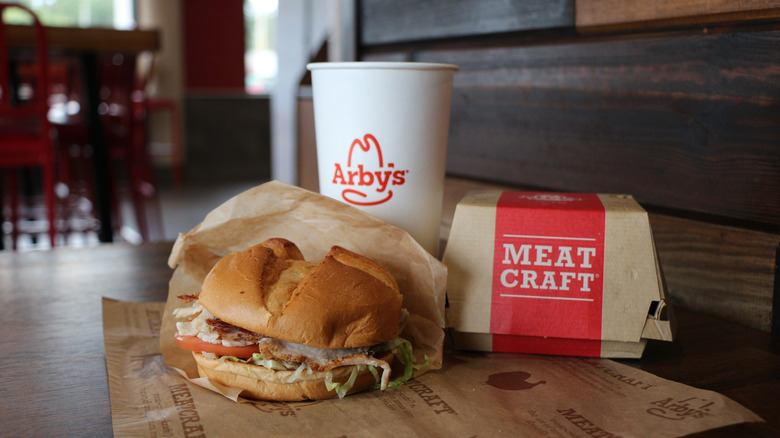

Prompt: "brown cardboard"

[443,190,675,358]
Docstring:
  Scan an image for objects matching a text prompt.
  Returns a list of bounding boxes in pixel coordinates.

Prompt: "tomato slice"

[175,333,260,358]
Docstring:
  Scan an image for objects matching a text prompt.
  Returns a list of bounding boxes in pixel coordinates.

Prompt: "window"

[244,0,277,94]
[5,0,136,29]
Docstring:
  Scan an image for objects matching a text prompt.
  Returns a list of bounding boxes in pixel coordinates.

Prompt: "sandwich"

[172,237,419,400]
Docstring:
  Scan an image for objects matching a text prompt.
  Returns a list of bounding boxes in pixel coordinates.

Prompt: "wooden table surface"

[0,242,778,437]
[8,24,159,53]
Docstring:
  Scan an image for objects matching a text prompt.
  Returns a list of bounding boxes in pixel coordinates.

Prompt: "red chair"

[53,52,164,242]
[104,53,164,241]
[135,51,183,186]
[0,2,56,249]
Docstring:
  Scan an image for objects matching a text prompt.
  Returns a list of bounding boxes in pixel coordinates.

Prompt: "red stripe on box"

[491,192,606,345]
[492,334,602,357]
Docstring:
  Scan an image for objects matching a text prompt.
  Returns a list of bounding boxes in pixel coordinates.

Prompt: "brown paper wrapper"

[105,299,764,437]
[159,181,448,401]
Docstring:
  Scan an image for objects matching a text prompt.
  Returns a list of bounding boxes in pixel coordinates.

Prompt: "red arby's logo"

[331,133,409,206]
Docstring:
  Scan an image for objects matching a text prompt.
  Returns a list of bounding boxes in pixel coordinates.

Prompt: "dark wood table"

[0,242,778,436]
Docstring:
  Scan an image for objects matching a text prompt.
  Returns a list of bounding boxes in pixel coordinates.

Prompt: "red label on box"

[492,333,604,357]
[491,192,606,344]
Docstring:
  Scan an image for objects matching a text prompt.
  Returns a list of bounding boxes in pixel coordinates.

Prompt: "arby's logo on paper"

[331,133,409,206]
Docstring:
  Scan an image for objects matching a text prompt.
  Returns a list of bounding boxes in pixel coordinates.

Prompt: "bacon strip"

[206,318,265,344]
[177,293,200,303]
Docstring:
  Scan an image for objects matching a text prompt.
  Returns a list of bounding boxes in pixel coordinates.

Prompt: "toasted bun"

[193,351,393,401]
[198,238,403,349]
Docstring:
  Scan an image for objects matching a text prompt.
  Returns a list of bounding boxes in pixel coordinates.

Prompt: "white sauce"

[260,337,368,365]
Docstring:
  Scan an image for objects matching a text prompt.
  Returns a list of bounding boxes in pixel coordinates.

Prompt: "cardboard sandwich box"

[443,190,675,358]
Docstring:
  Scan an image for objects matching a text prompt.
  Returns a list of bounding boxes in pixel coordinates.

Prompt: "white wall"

[271,0,354,184]
[136,0,184,162]
[139,0,355,183]
[136,0,183,101]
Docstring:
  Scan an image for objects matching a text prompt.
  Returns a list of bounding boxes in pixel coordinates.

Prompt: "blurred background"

[2,0,347,247]
[1,0,778,334]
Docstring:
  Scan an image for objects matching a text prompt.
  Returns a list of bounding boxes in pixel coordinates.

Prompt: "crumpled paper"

[158,181,448,401]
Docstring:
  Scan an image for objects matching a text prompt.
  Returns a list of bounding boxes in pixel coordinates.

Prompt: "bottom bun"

[193,352,393,401]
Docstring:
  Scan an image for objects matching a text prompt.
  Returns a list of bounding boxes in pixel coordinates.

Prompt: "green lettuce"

[325,365,367,399]
[218,353,292,371]
[374,336,429,389]
[324,336,429,397]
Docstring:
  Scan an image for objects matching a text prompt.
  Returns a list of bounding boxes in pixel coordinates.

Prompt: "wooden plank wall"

[577,0,780,33]
[358,0,780,332]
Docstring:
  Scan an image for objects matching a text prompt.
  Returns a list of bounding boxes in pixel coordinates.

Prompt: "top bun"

[198,238,403,349]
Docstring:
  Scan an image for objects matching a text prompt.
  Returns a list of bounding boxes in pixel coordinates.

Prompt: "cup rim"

[307,61,458,71]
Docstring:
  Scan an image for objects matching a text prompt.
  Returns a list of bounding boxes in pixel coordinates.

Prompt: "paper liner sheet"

[104,299,763,437]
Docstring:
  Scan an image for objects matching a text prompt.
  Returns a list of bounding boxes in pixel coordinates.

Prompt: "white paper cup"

[307,62,457,255]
